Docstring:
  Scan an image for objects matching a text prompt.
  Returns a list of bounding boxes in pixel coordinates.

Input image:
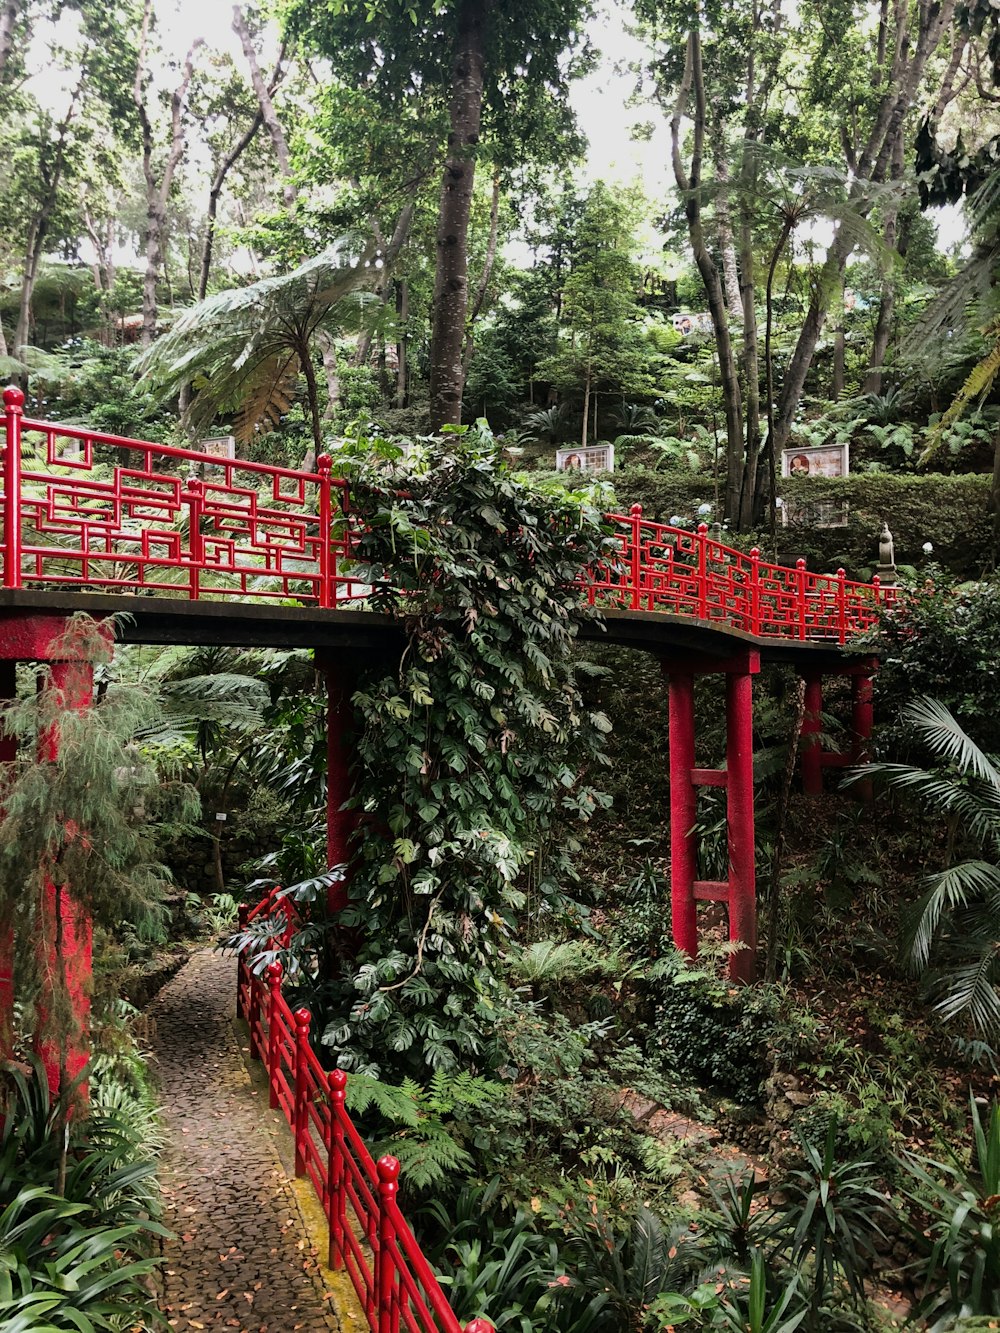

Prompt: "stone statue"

[879,522,894,568]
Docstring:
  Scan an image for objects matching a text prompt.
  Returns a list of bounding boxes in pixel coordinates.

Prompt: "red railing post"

[317,453,332,608]
[236,903,249,1021]
[185,477,204,600]
[795,558,807,640]
[749,547,761,635]
[293,1006,311,1177]
[327,1069,347,1271]
[266,961,283,1109]
[836,567,847,643]
[3,386,24,588]
[696,522,709,619]
[629,503,642,609]
[376,1156,401,1333]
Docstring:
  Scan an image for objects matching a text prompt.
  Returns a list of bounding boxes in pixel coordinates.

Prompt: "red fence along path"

[2,389,893,643]
[236,894,490,1333]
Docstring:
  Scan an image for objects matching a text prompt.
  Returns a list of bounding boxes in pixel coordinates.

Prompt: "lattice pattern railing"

[589,505,895,642]
[2,389,367,605]
[2,389,892,643]
[236,895,490,1333]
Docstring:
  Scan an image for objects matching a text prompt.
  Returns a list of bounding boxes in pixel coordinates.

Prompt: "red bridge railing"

[586,504,894,641]
[235,894,491,1333]
[2,388,893,643]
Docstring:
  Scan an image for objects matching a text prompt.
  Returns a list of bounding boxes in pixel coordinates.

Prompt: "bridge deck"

[0,588,867,667]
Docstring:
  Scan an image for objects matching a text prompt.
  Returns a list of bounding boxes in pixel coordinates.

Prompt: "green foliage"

[901,1097,1000,1322]
[777,1121,887,1323]
[870,576,1000,754]
[651,1253,805,1333]
[313,428,613,1077]
[0,616,200,1076]
[863,698,1000,1041]
[0,1056,166,1330]
[611,467,994,578]
[648,952,775,1104]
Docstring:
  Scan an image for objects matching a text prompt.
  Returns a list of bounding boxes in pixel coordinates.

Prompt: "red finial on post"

[266,961,283,1109]
[293,1006,311,1176]
[464,1322,495,1333]
[376,1156,401,1333]
[3,386,24,589]
[327,1067,348,1271]
[317,453,333,608]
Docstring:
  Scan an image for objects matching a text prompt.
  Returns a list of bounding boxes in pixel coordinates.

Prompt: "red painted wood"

[293,1007,311,1177]
[0,393,892,641]
[36,657,94,1097]
[691,767,727,788]
[667,671,698,959]
[693,880,730,901]
[726,669,756,983]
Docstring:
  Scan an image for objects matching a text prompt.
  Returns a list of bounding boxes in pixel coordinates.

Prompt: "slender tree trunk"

[353,199,416,367]
[863,135,907,393]
[737,175,761,528]
[134,1,201,347]
[672,29,744,524]
[581,364,591,450]
[198,110,264,301]
[832,272,846,400]
[317,330,339,422]
[462,171,501,377]
[395,279,408,409]
[428,0,491,431]
[0,1,17,86]
[762,217,794,538]
[299,339,323,455]
[710,122,742,314]
[232,9,295,208]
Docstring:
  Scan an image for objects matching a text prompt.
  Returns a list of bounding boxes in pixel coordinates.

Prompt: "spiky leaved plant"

[0,615,199,1158]
[863,697,1000,1042]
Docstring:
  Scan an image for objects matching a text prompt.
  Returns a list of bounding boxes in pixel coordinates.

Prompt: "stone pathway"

[147,949,340,1333]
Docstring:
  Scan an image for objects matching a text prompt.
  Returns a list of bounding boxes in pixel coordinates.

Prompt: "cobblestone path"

[148,949,340,1333]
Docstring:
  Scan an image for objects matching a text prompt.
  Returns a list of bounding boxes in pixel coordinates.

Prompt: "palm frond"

[905,860,1000,968]
[904,698,1000,786]
[930,947,1000,1035]
[231,351,301,445]
[138,238,375,436]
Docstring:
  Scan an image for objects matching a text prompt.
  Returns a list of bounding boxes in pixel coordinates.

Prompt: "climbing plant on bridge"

[320,428,616,1077]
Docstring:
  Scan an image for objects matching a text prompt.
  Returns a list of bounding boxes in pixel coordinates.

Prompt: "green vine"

[322,426,616,1078]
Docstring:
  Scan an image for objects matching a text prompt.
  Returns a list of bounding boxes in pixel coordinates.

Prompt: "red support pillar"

[801,670,824,795]
[319,655,359,915]
[726,669,756,983]
[0,659,16,1057]
[37,656,94,1098]
[666,669,697,959]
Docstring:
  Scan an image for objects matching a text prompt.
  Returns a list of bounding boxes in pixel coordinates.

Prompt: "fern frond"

[232,351,301,444]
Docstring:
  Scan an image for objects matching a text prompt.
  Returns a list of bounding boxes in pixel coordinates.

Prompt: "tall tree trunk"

[353,199,416,367]
[769,0,957,461]
[762,217,795,538]
[232,9,296,208]
[581,363,591,450]
[134,0,201,347]
[317,330,339,422]
[710,121,742,314]
[832,270,846,400]
[0,1,18,85]
[737,155,761,528]
[198,109,265,301]
[428,0,490,431]
[462,171,501,377]
[672,29,744,524]
[395,279,408,409]
[863,135,907,393]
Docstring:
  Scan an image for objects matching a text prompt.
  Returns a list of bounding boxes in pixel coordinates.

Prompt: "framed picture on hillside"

[781,442,849,479]
[555,445,615,473]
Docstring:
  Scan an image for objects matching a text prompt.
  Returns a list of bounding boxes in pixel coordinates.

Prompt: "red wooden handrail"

[235,899,490,1333]
[1,388,893,644]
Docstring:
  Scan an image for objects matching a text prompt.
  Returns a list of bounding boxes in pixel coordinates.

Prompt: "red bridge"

[0,386,889,1333]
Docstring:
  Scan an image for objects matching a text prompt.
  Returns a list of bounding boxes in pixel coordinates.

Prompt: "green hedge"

[605,468,995,579]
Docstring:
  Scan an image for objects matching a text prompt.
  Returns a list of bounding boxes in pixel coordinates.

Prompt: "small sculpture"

[879,522,894,568]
